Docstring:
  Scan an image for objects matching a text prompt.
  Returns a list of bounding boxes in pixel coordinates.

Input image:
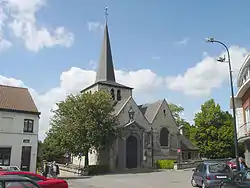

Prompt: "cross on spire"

[105,5,108,23]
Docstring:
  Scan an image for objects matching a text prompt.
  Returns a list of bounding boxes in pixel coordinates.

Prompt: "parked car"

[191,161,233,188]
[0,166,20,172]
[226,159,237,170]
[0,171,68,188]
[0,174,41,188]
[220,169,250,188]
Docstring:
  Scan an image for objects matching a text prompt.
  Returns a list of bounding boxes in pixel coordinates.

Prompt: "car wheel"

[191,178,198,187]
[202,182,206,188]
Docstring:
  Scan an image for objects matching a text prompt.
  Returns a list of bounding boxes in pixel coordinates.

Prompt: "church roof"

[112,96,131,115]
[95,23,116,83]
[138,100,163,123]
[180,135,199,151]
[81,81,133,93]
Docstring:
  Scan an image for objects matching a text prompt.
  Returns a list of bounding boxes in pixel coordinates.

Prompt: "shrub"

[86,165,110,175]
[155,160,175,169]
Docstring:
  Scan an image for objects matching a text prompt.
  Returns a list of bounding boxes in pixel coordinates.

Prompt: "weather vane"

[105,5,108,22]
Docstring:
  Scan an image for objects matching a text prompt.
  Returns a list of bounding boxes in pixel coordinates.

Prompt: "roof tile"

[0,85,39,114]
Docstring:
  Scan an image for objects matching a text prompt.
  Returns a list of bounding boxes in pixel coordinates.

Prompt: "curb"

[58,176,91,180]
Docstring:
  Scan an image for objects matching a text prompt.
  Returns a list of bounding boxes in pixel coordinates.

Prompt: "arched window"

[110,89,115,100]
[160,127,169,146]
[117,90,121,101]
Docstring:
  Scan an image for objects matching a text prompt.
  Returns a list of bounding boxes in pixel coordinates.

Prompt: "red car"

[226,159,237,169]
[0,171,68,188]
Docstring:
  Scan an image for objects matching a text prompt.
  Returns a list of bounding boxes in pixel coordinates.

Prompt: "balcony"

[238,122,250,141]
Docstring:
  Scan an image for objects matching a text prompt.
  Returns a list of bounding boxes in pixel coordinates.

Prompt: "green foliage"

[47,90,119,166]
[155,160,175,169]
[85,165,110,175]
[36,141,43,170]
[42,132,66,162]
[168,103,192,139]
[193,99,235,158]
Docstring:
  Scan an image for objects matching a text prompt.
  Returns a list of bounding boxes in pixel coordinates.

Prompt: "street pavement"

[67,169,193,188]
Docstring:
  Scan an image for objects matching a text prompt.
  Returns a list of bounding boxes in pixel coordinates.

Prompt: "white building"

[0,85,40,172]
[231,54,250,166]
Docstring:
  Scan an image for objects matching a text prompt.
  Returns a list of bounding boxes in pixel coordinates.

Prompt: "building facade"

[232,54,250,166]
[0,85,40,172]
[72,21,199,169]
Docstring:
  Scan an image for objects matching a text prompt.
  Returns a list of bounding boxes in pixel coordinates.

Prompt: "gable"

[138,100,162,123]
[152,99,179,134]
[116,97,150,130]
[123,120,145,131]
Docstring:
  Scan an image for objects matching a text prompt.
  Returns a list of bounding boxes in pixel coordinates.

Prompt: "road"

[67,169,193,188]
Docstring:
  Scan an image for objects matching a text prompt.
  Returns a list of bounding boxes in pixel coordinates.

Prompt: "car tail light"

[206,175,212,180]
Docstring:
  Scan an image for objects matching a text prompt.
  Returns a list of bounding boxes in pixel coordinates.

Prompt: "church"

[72,20,199,170]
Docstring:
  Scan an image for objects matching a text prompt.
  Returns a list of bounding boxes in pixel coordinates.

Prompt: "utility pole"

[177,131,181,164]
[151,127,154,168]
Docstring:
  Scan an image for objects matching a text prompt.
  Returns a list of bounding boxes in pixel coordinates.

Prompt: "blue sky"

[0,0,249,139]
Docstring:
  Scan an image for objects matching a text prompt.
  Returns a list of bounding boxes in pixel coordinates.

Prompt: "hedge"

[155,160,175,169]
[85,165,110,175]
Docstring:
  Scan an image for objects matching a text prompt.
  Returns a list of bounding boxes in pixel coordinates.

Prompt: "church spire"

[95,6,116,83]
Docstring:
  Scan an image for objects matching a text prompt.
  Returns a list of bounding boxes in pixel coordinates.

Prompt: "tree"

[36,141,43,170]
[168,103,191,139]
[194,99,235,158]
[48,90,119,167]
[42,131,66,162]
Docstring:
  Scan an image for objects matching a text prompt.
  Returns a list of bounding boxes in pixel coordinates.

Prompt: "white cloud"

[166,46,248,97]
[0,66,166,140]
[87,21,104,32]
[0,0,74,51]
[175,37,189,46]
[0,7,12,51]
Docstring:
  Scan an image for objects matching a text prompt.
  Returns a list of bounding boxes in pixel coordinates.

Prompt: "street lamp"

[206,37,240,171]
[177,125,184,164]
[151,127,154,168]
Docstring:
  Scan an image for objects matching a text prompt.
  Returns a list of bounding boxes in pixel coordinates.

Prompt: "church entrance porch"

[126,135,138,168]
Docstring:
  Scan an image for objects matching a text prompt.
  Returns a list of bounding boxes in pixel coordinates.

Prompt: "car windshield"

[229,159,236,163]
[209,163,231,173]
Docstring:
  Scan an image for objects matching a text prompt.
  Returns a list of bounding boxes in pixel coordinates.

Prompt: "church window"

[160,127,169,146]
[117,90,121,101]
[163,109,166,115]
[110,89,115,100]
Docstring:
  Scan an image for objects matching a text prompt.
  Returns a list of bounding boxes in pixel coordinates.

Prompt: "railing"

[238,122,250,139]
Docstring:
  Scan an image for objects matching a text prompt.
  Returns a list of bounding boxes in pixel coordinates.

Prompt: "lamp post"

[151,127,154,168]
[177,125,184,164]
[206,37,240,171]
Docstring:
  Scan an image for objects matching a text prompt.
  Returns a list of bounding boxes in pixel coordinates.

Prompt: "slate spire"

[95,21,116,82]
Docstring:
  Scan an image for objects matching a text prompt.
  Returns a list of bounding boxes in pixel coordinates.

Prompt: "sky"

[0,0,249,140]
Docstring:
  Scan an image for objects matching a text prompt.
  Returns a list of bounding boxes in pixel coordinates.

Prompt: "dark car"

[191,162,233,188]
[0,175,41,188]
[220,169,250,188]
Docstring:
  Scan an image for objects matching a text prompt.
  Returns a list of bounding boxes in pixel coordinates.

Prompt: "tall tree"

[194,99,235,158]
[48,90,119,167]
[168,103,191,139]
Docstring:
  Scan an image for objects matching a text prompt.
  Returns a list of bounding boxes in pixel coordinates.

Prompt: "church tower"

[81,14,133,101]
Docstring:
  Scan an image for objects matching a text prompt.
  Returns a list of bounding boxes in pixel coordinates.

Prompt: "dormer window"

[110,89,115,100]
[117,90,121,101]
